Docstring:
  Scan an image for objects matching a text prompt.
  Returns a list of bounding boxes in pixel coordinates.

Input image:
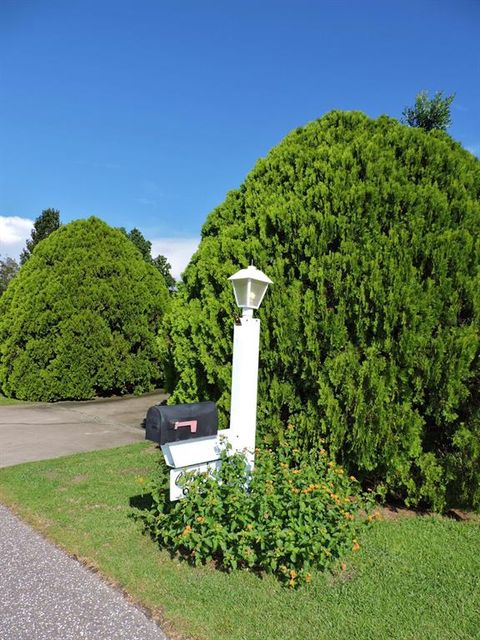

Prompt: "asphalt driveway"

[0,504,167,640]
[0,391,167,468]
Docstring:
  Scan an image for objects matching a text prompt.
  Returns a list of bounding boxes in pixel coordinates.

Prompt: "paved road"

[0,504,167,640]
[0,393,169,639]
[0,391,167,468]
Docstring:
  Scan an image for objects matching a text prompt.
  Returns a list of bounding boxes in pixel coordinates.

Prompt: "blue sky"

[1,0,479,276]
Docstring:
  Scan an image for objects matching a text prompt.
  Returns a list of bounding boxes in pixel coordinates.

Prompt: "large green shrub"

[0,217,169,401]
[166,111,480,510]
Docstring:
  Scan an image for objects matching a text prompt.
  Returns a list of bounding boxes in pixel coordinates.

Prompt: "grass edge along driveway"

[0,395,28,405]
[0,442,479,640]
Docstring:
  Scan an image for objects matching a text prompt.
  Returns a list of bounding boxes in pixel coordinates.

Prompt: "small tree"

[0,256,19,296]
[402,90,455,131]
[152,254,176,289]
[120,227,176,288]
[123,227,153,262]
[20,208,61,264]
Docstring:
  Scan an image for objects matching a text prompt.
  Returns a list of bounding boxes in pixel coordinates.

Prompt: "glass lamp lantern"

[228,265,273,316]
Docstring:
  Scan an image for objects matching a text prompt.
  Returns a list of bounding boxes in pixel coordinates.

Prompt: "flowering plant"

[140,426,375,587]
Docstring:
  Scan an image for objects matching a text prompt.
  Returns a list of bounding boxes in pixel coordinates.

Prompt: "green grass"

[0,443,479,640]
[0,394,27,405]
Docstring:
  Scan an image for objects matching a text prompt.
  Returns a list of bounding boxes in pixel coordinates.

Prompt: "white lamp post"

[228,265,272,470]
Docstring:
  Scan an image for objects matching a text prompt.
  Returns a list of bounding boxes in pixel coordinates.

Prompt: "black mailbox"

[145,401,218,446]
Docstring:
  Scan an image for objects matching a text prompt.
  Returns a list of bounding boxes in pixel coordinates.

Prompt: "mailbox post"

[146,264,272,500]
[145,401,223,501]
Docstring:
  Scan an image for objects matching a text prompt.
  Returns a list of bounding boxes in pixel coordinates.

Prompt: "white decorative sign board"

[161,433,233,501]
[168,459,222,501]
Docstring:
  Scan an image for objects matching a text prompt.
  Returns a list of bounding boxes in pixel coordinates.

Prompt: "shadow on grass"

[129,493,155,512]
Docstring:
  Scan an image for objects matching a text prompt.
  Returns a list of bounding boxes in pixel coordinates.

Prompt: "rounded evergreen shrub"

[166,111,480,510]
[0,217,169,401]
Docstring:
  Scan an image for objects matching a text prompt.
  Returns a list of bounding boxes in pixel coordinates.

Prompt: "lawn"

[0,443,478,640]
[0,395,27,405]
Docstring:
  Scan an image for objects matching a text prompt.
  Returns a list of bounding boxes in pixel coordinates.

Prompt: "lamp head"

[229,265,272,316]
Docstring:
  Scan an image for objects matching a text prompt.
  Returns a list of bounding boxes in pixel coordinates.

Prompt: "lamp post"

[146,263,272,500]
[228,265,272,470]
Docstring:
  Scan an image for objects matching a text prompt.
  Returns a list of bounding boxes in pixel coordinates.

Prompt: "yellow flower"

[196,516,205,524]
[320,448,326,455]
[289,578,296,588]
[305,573,312,583]
[349,475,357,482]
[352,540,361,552]
[290,569,297,578]
[292,469,300,475]
[181,525,192,536]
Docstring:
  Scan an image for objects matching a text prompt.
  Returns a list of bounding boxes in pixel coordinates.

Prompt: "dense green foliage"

[141,428,373,587]
[402,90,455,132]
[20,208,61,264]
[0,217,169,401]
[166,111,480,510]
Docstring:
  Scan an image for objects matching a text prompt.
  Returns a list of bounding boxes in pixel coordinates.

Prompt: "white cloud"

[150,237,200,280]
[0,216,33,259]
